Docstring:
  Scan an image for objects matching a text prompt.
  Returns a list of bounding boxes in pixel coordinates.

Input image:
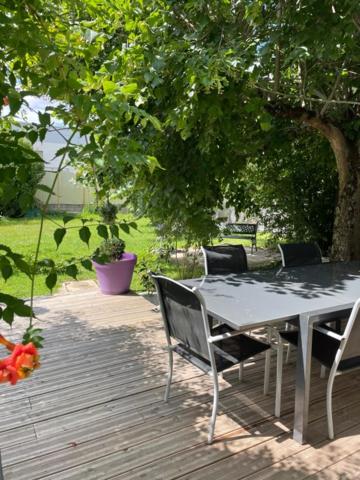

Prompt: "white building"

[34,128,95,212]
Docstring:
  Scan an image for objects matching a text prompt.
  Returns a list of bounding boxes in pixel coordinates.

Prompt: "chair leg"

[285,343,292,364]
[164,348,173,402]
[208,374,219,445]
[327,370,336,440]
[284,322,292,364]
[264,327,271,395]
[275,335,284,418]
[320,365,327,379]
[239,362,244,382]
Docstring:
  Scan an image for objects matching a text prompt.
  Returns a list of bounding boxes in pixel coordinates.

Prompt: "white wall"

[34,128,95,209]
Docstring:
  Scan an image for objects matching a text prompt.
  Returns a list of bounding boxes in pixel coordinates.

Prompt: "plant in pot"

[92,237,137,295]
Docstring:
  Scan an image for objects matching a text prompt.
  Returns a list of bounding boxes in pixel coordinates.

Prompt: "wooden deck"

[1,289,360,479]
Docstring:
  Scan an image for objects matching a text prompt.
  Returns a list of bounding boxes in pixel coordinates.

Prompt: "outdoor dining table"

[182,260,360,444]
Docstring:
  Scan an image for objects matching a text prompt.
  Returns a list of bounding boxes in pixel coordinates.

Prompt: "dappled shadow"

[2,291,360,479]
[180,262,360,330]
[190,261,360,300]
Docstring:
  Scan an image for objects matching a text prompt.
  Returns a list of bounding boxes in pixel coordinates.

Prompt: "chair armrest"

[209,330,243,343]
[313,325,344,341]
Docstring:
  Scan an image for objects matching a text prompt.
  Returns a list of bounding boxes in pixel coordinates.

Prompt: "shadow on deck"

[1,290,360,480]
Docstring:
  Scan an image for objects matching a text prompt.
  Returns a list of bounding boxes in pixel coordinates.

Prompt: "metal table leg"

[293,313,313,444]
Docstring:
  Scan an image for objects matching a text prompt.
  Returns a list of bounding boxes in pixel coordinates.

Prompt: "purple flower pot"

[92,252,137,295]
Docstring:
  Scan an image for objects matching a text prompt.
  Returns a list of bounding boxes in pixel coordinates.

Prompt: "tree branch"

[320,64,344,116]
[266,103,352,189]
[257,85,360,107]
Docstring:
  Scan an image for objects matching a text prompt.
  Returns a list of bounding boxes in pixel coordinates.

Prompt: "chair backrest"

[201,244,248,275]
[151,274,211,360]
[225,223,258,235]
[338,299,360,364]
[278,242,322,268]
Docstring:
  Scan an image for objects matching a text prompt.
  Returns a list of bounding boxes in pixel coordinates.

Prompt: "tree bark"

[267,105,360,260]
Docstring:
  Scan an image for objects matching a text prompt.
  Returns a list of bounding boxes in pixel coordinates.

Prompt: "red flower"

[0,335,40,385]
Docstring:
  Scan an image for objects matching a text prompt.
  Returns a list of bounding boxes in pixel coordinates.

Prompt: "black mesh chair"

[275,300,360,439]
[151,273,270,444]
[278,242,326,364]
[201,245,269,386]
[201,244,248,276]
[278,242,322,268]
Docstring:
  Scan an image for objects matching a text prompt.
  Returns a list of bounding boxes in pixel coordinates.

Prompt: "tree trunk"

[330,142,360,261]
[266,104,360,260]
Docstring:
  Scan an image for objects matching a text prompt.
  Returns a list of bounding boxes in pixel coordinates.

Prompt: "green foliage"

[136,251,162,293]
[97,201,118,225]
[107,0,359,249]
[54,228,67,249]
[0,215,157,298]
[94,238,126,263]
[1,0,360,337]
[23,327,44,348]
[235,125,338,253]
[0,292,32,326]
[0,134,44,218]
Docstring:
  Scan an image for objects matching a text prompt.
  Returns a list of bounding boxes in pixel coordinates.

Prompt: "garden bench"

[222,223,258,253]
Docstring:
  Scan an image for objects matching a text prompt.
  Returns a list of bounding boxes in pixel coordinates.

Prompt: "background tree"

[0,0,160,337]
[108,0,360,259]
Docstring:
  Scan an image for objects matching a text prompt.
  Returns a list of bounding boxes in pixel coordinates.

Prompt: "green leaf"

[37,258,55,268]
[80,126,92,136]
[103,80,117,94]
[97,224,109,240]
[260,121,272,131]
[109,224,119,238]
[12,301,32,317]
[148,116,162,131]
[2,307,14,325]
[38,128,47,142]
[23,326,44,348]
[81,258,93,271]
[0,293,32,318]
[146,155,162,173]
[63,215,75,225]
[37,184,55,194]
[79,226,91,245]
[65,264,78,279]
[120,83,138,95]
[28,130,38,144]
[8,90,22,115]
[55,146,71,157]
[10,255,31,277]
[119,223,130,234]
[45,271,57,291]
[54,228,67,249]
[0,244,11,254]
[39,112,51,126]
[1,263,13,281]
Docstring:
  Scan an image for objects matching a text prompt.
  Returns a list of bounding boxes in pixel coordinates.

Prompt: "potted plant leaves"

[92,237,137,295]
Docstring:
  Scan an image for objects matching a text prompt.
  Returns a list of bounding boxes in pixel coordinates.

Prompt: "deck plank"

[1,290,360,480]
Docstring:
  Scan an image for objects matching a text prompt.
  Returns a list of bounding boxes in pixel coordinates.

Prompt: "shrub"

[94,238,125,263]
[0,151,44,218]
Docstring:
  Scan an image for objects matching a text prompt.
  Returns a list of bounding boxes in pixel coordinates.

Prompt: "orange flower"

[0,335,40,385]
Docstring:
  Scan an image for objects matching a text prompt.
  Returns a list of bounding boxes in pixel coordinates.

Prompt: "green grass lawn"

[0,214,272,299]
[0,214,157,298]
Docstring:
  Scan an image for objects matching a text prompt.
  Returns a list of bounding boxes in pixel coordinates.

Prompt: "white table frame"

[182,261,360,444]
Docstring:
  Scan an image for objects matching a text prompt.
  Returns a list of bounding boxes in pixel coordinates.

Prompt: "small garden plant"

[94,237,126,263]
